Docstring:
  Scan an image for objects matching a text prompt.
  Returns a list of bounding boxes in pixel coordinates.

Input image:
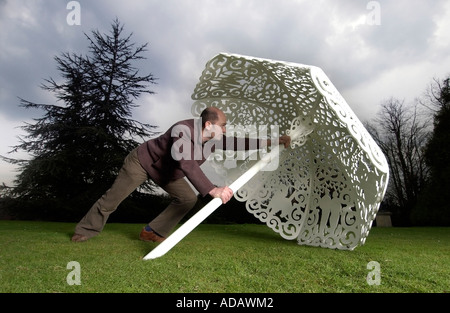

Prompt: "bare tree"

[420,77,450,112]
[365,98,431,225]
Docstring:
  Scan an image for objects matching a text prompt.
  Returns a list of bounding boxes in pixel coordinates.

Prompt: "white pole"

[143,145,282,260]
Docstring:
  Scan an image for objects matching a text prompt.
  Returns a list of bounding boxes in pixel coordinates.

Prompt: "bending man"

[71,107,290,243]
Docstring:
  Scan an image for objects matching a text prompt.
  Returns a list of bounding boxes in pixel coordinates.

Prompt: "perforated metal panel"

[191,53,389,250]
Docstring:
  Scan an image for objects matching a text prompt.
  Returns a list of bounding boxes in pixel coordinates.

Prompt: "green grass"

[0,220,449,293]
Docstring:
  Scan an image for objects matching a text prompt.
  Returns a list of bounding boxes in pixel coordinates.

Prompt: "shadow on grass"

[99,222,294,257]
[197,224,293,246]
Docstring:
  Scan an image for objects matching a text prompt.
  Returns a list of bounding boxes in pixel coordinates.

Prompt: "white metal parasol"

[190,53,389,251]
[144,53,389,259]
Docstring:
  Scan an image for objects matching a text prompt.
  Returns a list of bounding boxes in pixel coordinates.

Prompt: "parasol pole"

[143,117,312,260]
[143,145,282,260]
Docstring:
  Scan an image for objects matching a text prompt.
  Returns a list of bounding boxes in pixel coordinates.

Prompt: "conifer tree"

[2,19,158,220]
[416,77,450,225]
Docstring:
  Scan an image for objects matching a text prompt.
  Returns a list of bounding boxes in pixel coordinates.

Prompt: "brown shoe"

[71,233,89,242]
[139,228,165,243]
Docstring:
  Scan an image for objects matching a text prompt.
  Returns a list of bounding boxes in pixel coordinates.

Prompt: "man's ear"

[204,121,212,130]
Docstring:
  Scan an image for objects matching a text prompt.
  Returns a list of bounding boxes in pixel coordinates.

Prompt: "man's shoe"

[139,228,165,243]
[71,233,89,242]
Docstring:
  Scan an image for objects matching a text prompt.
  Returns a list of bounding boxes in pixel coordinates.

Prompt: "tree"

[365,98,431,225]
[414,76,450,225]
[1,19,159,221]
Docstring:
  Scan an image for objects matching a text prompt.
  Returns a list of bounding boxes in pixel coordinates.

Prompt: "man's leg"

[73,148,148,239]
[148,178,198,238]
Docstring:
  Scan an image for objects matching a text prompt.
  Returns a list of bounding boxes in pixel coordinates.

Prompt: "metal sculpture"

[190,53,389,251]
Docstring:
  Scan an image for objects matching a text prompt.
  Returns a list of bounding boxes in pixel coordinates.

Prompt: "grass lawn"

[0,220,449,293]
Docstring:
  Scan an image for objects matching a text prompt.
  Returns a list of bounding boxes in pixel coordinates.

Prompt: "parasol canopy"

[191,53,389,250]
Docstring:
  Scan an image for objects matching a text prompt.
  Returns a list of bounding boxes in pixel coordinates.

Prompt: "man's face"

[204,111,227,140]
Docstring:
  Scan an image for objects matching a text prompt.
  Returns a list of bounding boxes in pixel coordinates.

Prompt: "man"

[71,107,290,243]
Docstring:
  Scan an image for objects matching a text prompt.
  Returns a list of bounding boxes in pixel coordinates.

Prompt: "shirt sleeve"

[215,135,264,151]
[178,158,216,197]
[172,130,216,197]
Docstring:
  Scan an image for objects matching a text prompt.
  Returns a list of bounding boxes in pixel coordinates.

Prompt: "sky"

[1,0,450,187]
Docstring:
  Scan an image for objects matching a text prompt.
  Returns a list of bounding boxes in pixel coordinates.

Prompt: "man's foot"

[139,228,165,243]
[71,233,89,242]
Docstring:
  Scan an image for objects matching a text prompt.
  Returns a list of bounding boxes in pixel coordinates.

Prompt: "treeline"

[1,20,449,226]
[366,77,450,226]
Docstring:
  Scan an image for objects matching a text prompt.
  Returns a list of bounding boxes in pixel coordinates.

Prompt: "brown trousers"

[74,148,198,238]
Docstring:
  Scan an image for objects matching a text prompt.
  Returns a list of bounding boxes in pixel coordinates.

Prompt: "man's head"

[200,107,227,141]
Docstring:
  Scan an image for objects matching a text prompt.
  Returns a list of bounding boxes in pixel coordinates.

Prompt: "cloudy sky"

[1,0,450,186]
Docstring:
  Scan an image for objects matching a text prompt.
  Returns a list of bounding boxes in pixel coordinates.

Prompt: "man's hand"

[279,135,291,148]
[209,186,233,204]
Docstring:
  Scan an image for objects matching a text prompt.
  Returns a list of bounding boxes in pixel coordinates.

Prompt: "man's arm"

[178,158,233,204]
[216,135,291,150]
[265,135,291,148]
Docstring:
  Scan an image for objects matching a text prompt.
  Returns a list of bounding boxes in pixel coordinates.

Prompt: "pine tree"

[2,19,159,221]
